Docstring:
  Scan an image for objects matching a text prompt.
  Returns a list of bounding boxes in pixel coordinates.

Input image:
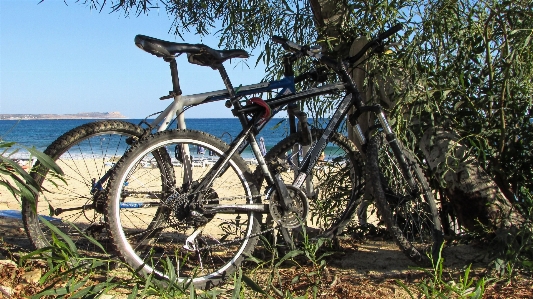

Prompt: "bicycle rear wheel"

[22,120,145,253]
[257,129,364,238]
[105,129,261,289]
[366,132,443,264]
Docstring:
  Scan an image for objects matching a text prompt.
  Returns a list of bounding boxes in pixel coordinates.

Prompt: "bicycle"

[21,35,352,255]
[103,24,444,289]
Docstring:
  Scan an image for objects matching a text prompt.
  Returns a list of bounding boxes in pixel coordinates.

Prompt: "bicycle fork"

[349,104,420,195]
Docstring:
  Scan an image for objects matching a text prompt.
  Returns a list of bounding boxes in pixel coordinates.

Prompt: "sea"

[0,118,305,160]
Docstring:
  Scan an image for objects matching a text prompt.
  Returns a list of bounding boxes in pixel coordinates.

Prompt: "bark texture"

[309,0,522,231]
[420,126,523,230]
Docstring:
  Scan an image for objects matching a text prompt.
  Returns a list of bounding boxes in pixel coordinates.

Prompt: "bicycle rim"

[22,120,144,254]
[367,132,443,264]
[106,129,260,289]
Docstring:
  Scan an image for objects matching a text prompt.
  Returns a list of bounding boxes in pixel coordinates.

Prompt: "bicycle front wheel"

[105,129,260,289]
[366,132,443,264]
[22,120,145,253]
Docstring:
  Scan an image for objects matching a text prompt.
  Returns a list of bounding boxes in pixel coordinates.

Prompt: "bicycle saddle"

[135,35,249,68]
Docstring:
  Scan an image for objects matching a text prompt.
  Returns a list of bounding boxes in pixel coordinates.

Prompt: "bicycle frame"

[89,57,308,206]
[147,77,296,134]
[119,25,416,218]
[186,34,415,220]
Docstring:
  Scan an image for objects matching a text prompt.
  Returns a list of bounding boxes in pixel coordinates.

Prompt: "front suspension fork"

[349,104,419,194]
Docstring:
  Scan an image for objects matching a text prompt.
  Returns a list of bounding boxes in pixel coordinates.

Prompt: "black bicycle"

[21,33,330,254]
[104,24,444,289]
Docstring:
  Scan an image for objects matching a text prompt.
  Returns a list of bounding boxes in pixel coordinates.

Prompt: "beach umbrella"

[197,145,205,155]
[259,137,267,156]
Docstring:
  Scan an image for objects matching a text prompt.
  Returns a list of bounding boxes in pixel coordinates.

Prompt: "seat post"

[217,64,252,128]
[166,57,182,96]
[217,64,236,98]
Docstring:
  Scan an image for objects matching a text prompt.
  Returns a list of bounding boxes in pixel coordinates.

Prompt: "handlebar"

[272,23,403,68]
[346,23,403,65]
[272,35,305,53]
[377,23,403,41]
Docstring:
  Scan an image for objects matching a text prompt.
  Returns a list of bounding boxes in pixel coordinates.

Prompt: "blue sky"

[0,0,266,118]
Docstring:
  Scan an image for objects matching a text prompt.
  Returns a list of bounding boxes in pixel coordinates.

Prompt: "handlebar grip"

[377,23,403,41]
[272,35,289,45]
[272,35,302,52]
[320,55,338,68]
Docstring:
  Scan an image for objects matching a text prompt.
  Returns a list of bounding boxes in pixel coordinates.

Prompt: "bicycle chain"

[129,188,280,253]
[187,192,290,253]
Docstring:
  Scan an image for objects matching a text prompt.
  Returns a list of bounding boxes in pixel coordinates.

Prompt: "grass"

[2,221,533,298]
[396,244,490,299]
[1,141,532,298]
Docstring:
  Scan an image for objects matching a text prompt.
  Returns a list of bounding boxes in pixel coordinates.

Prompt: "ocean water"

[0,118,296,159]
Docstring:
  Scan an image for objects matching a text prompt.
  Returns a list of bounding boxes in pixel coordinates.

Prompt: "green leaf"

[40,217,79,256]
[396,279,416,299]
[275,249,303,267]
[189,283,197,299]
[24,145,64,175]
[523,33,532,48]
[128,285,139,299]
[40,263,62,283]
[0,180,18,198]
[0,155,36,186]
[31,277,87,299]
[242,274,269,295]
[71,279,109,298]
[0,141,16,148]
[231,268,242,299]
[244,254,264,265]
[291,275,300,284]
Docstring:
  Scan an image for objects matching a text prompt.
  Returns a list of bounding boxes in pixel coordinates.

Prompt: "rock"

[21,269,41,284]
[0,260,17,267]
[0,285,14,298]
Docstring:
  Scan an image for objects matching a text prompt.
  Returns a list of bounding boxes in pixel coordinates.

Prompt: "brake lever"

[372,43,386,54]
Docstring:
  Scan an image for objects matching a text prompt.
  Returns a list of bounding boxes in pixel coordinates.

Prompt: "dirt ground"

[1,215,532,298]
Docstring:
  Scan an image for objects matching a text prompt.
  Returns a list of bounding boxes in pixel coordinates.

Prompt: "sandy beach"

[0,154,376,238]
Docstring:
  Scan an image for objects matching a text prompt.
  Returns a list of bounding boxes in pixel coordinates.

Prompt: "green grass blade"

[24,145,64,175]
[40,217,78,256]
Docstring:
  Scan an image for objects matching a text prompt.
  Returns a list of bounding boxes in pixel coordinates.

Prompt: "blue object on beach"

[119,202,145,208]
[0,209,61,222]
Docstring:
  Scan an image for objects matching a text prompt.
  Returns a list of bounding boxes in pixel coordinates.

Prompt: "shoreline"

[0,118,127,120]
[0,112,127,120]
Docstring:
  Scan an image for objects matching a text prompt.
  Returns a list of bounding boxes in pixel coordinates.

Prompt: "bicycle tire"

[22,120,145,252]
[366,132,443,265]
[105,129,261,289]
[256,129,365,238]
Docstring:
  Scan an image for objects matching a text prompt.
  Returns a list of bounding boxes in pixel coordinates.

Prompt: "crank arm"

[274,174,292,212]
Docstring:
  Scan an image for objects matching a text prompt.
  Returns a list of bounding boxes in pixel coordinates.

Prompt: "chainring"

[268,185,309,229]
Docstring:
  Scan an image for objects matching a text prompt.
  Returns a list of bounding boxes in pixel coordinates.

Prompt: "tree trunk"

[309,0,523,231]
[420,126,524,231]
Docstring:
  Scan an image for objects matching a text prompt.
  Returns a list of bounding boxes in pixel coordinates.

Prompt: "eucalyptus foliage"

[394,0,533,198]
[64,0,532,215]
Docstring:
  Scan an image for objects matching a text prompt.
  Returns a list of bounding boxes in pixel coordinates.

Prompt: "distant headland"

[0,112,127,120]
